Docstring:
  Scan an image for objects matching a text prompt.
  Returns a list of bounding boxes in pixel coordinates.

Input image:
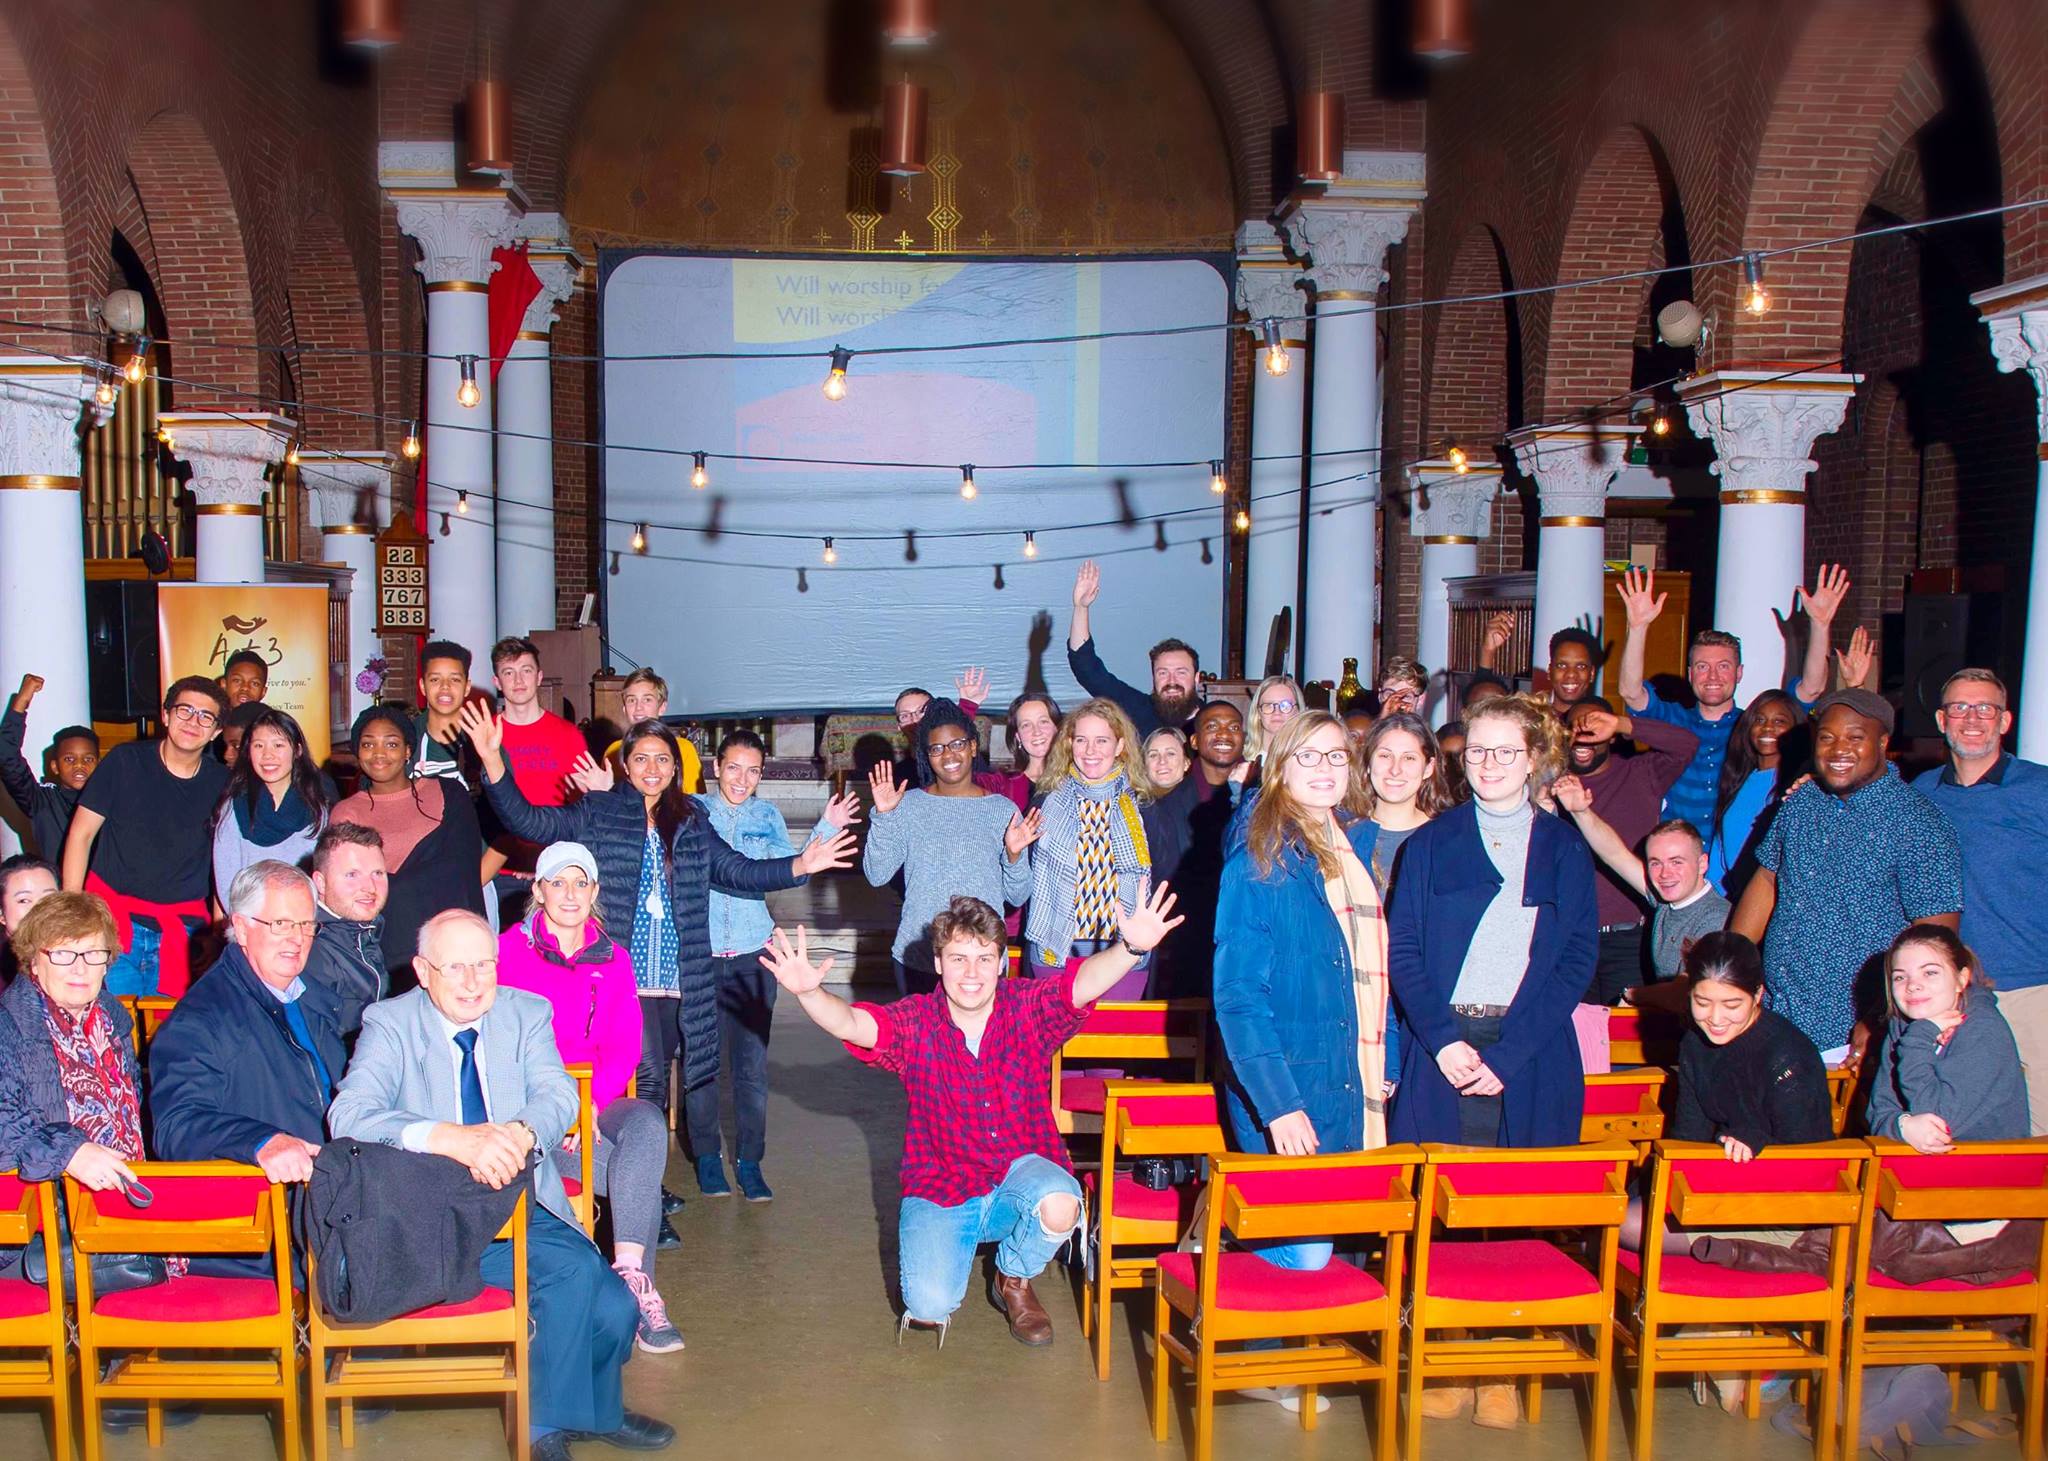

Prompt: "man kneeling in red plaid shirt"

[762,884,1182,1347]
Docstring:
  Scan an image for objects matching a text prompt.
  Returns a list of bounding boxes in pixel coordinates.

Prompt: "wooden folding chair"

[1052,999,1209,1137]
[114,995,176,1048]
[1082,1081,1226,1382]
[1149,1147,1423,1461]
[1608,1005,1683,1068]
[67,1161,298,1461]
[1615,1139,1870,1461]
[1825,1067,1858,1137]
[0,1171,71,1461]
[1405,1142,1634,1461]
[560,1063,598,1236]
[306,1192,531,1461]
[1582,1068,1669,1150]
[1846,1139,2048,1461]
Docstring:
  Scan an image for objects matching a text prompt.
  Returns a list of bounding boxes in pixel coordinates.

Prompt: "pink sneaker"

[615,1263,684,1354]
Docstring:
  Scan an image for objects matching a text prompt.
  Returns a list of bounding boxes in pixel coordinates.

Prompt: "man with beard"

[1913,668,2048,1131]
[1066,560,1203,736]
[1617,564,1848,830]
[1558,699,1696,1002]
[1142,701,1249,998]
[1731,689,1961,1057]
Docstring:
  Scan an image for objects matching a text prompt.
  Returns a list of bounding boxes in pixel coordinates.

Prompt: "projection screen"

[598,253,1231,714]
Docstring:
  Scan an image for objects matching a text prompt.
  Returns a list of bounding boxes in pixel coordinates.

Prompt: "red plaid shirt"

[850,971,1091,1205]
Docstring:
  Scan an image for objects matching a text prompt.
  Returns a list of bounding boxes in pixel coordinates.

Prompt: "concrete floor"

[0,996,2030,1460]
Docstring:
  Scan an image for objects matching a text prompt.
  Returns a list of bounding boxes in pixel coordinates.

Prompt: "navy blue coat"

[149,945,346,1162]
[1386,801,1597,1147]
[1213,817,1399,1155]
[481,774,803,1091]
[0,975,141,1180]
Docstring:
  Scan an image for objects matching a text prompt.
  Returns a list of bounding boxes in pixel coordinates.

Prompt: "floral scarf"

[43,997,143,1160]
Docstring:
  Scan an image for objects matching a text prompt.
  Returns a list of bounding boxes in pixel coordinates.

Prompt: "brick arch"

[1424,225,1520,446]
[124,110,260,406]
[0,13,75,355]
[284,209,376,450]
[1540,125,1676,416]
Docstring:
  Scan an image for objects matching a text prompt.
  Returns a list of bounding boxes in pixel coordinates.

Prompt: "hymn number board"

[374,517,430,635]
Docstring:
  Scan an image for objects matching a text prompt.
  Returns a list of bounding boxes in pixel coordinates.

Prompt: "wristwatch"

[507,1119,538,1154]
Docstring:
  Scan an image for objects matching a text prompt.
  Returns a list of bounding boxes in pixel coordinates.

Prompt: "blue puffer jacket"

[482,774,803,1091]
[1213,816,1398,1156]
[0,975,141,1180]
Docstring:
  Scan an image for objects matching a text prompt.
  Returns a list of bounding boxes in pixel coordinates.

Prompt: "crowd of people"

[0,551,2042,1454]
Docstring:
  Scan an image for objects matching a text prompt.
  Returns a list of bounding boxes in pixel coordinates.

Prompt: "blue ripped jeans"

[897,1154,1083,1322]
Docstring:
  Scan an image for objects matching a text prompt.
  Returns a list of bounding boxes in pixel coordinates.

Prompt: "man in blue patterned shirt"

[1730,688,1962,1056]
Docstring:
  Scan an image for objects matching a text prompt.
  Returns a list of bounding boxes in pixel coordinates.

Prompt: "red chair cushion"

[0,1174,28,1206]
[1439,1161,1614,1195]
[399,1286,514,1319]
[1609,1010,1640,1037]
[1079,1007,1175,1037]
[1619,1248,1828,1298]
[1425,1239,1601,1302]
[561,1177,583,1198]
[1882,1153,2048,1191]
[1059,1075,1108,1114]
[1866,1269,2035,1293]
[0,1276,52,1319]
[1229,1163,1399,1206]
[1669,1158,1850,1194]
[1118,1093,1224,1128]
[1583,1082,1658,1115]
[94,1275,281,1323]
[100,1176,269,1223]
[1082,1170,1198,1226]
[1157,1250,1385,1312]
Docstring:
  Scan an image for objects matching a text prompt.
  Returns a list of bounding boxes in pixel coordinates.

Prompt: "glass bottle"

[1335,657,1367,715]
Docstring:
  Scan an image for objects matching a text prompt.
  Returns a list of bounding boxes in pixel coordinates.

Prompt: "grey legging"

[554,1095,669,1258]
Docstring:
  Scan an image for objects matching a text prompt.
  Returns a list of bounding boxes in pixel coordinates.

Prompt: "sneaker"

[1241,1386,1332,1415]
[695,1154,732,1197]
[615,1263,685,1354]
[734,1161,773,1203]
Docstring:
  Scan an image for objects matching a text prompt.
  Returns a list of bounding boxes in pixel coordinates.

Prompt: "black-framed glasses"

[40,948,113,967]
[243,916,317,938]
[929,736,975,755]
[1463,745,1528,767]
[1941,702,2005,721]
[1289,747,1351,768]
[167,703,219,727]
[1260,698,1298,716]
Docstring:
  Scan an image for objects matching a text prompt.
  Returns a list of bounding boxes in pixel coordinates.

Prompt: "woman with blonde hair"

[1025,698,1151,995]
[1245,674,1304,765]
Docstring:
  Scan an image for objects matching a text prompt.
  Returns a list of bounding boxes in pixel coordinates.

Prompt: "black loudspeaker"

[85,581,161,723]
[1901,592,2004,739]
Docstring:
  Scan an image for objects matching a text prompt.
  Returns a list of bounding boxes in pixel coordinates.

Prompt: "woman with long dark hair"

[1706,689,1802,897]
[1357,711,1452,898]
[210,707,330,898]
[994,691,1060,812]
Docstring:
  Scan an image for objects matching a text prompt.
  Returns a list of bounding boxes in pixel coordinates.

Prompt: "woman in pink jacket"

[496,839,684,1355]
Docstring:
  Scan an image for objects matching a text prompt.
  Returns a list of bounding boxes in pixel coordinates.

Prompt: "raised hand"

[1115,879,1184,953]
[1481,610,1515,656]
[759,925,835,996]
[1551,773,1592,814]
[1072,560,1101,609]
[1798,563,1852,626]
[794,826,857,877]
[868,761,905,815]
[1573,707,1625,743]
[1003,806,1043,861]
[1619,567,1666,630]
[567,752,615,794]
[1835,624,1874,690]
[457,700,504,769]
[11,672,42,713]
[819,788,863,832]
[954,666,990,706]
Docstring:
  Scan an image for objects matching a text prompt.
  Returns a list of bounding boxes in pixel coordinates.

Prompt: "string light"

[92,370,116,408]
[1261,319,1291,377]
[123,338,150,385]
[1234,507,1250,532]
[1022,531,1037,558]
[959,464,976,500]
[1742,253,1770,315]
[456,489,470,515]
[401,420,421,459]
[155,423,174,450]
[456,353,481,408]
[1153,521,1169,552]
[992,563,1005,590]
[690,451,708,490]
[821,535,837,564]
[796,567,809,593]
[608,550,620,575]
[1651,411,1671,436]
[631,522,648,553]
[1209,460,1226,495]
[440,511,453,537]
[285,437,301,467]
[822,346,851,401]
[1447,444,1469,474]
[1199,537,1213,565]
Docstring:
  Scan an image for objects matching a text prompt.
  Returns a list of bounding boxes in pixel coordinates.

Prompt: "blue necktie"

[454,1028,487,1126]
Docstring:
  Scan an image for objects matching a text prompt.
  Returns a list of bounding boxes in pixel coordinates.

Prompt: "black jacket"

[482,773,803,1090]
[0,707,82,861]
[300,1137,527,1325]
[148,944,346,1162]
[305,906,386,1037]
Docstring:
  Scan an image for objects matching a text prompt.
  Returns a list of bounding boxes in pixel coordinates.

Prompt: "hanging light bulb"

[440,512,453,538]
[1209,460,1227,495]
[822,346,851,401]
[1448,444,1469,474]
[796,567,810,594]
[1199,538,1214,565]
[285,437,301,467]
[1651,411,1671,437]
[93,372,116,409]
[123,338,150,385]
[1742,253,1770,315]
[456,489,470,515]
[992,564,1005,591]
[1261,319,1291,377]
[456,354,481,408]
[690,451,709,490]
[608,550,621,576]
[631,523,648,553]
[1022,531,1037,558]
[959,464,977,501]
[822,536,837,565]
[1234,507,1251,532]
[1153,521,1169,552]
[401,420,422,460]
[155,423,174,450]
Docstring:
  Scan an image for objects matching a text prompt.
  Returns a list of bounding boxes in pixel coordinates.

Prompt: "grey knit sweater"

[862,789,1033,969]
[1450,796,1539,1007]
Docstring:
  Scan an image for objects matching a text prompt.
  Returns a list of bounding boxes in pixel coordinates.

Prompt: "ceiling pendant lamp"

[882,0,937,48]
[1412,0,1473,60]
[1296,90,1345,184]
[340,0,402,49]
[881,79,929,177]
[466,77,513,175]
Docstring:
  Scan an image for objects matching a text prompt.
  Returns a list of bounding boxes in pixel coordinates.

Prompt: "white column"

[1406,459,1499,725]
[301,450,393,721]
[1976,278,2048,758]
[1235,222,1308,672]
[495,217,581,638]
[390,183,520,670]
[1281,152,1425,685]
[1511,423,1639,672]
[1680,368,1860,705]
[0,359,106,777]
[161,412,294,585]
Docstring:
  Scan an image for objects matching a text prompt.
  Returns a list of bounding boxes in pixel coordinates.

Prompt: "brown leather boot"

[991,1273,1054,1346]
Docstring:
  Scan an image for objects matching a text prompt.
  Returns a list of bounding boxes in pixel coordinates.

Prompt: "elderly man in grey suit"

[329,909,673,1461]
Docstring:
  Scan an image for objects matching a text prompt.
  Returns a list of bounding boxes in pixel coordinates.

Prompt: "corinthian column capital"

[394,192,522,287]
[1678,368,1861,498]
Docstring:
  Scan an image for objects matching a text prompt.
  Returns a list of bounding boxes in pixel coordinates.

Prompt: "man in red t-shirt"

[764,884,1182,1348]
[489,637,590,914]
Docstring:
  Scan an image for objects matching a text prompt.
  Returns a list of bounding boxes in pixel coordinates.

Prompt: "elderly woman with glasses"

[0,891,145,1196]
